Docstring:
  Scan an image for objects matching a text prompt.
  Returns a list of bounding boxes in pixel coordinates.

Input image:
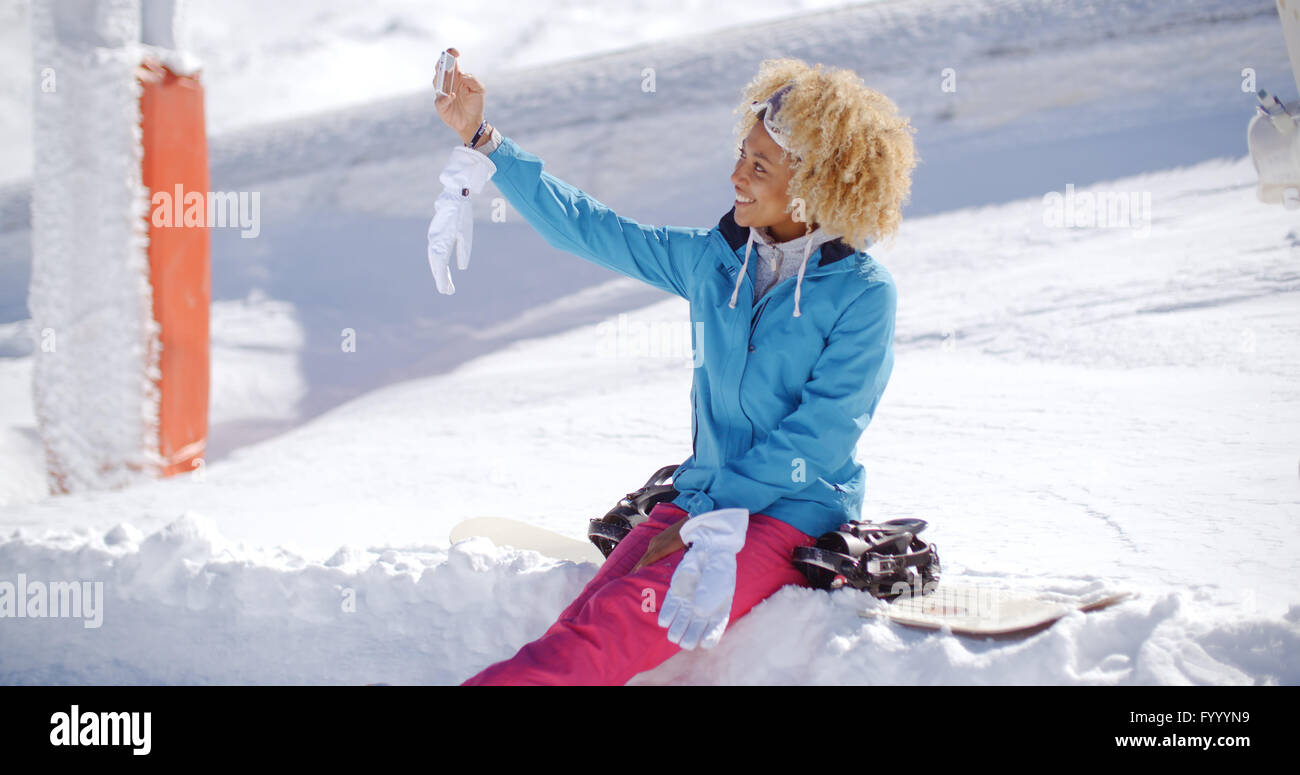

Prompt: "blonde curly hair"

[734,58,918,250]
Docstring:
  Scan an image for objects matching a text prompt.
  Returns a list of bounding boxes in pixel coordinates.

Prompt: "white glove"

[427,145,497,294]
[658,507,749,650]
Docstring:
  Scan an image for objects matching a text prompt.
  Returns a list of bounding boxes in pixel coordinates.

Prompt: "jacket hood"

[718,207,869,318]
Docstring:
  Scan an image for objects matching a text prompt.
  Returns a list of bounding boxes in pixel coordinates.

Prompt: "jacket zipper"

[736,293,773,443]
[750,296,772,338]
[691,387,699,457]
[728,250,801,448]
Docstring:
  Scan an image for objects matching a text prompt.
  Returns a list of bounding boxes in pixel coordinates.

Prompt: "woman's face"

[730,120,810,240]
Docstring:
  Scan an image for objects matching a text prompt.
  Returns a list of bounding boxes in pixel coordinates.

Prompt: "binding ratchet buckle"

[587,463,681,559]
[792,518,941,599]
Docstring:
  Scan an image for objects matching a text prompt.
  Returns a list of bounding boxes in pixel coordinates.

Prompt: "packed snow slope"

[1,0,1298,684]
[0,0,878,184]
[3,0,1292,454]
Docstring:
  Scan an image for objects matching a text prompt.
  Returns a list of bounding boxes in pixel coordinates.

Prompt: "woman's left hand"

[631,518,688,572]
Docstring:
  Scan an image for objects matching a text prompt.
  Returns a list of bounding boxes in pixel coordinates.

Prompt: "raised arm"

[433,48,708,299]
[484,135,709,299]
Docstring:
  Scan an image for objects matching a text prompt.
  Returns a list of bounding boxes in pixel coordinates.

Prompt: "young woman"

[434,48,916,685]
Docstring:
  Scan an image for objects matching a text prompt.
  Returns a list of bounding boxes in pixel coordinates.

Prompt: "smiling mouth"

[735,194,756,207]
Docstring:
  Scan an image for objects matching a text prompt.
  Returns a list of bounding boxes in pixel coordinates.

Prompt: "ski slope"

[0,0,877,184]
[0,0,1297,684]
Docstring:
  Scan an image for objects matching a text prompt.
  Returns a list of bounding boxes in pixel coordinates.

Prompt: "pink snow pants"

[461,502,816,685]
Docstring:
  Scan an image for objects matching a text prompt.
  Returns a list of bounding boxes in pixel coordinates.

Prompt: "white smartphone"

[433,50,456,97]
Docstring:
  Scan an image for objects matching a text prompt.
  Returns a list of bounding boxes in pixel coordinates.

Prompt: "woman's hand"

[434,47,488,144]
[631,518,688,572]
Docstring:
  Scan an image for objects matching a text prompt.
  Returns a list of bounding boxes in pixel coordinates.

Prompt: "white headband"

[750,82,798,156]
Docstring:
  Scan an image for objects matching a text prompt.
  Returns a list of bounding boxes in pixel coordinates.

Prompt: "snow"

[0,0,1298,684]
[0,0,877,185]
[0,513,593,684]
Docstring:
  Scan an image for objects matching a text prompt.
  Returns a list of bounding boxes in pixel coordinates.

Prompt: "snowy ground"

[1,0,1298,684]
[0,0,874,184]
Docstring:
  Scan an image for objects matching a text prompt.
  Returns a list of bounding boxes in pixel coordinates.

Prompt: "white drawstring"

[792,237,814,318]
[730,227,821,317]
[727,230,755,309]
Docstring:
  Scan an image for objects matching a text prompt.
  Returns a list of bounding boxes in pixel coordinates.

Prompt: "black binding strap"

[587,463,682,559]
[792,520,941,599]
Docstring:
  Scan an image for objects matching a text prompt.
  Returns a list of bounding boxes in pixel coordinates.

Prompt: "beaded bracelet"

[467,120,488,149]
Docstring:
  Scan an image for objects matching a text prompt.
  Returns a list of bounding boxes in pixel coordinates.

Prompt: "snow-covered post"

[29,0,209,493]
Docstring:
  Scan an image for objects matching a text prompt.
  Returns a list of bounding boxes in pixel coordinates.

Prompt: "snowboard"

[449,517,606,564]
[448,517,1134,640]
[857,583,1133,639]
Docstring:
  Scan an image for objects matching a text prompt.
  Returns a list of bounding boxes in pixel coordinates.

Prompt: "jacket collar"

[716,207,859,268]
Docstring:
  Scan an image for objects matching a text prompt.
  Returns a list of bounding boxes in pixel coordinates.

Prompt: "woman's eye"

[738,149,763,173]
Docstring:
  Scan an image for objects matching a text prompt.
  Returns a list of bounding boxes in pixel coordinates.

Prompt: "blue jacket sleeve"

[485,135,708,299]
[678,280,897,517]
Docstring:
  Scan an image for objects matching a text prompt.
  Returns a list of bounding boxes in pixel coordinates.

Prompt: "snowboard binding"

[792,518,940,599]
[587,463,681,559]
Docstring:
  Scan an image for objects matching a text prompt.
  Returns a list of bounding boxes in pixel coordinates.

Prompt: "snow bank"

[2,515,1293,685]
[0,513,594,684]
[631,584,1300,685]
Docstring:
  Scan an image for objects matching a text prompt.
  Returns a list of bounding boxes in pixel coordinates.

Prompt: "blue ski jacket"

[485,135,897,538]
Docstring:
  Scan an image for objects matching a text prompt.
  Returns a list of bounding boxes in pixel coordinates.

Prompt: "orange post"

[138,59,211,477]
